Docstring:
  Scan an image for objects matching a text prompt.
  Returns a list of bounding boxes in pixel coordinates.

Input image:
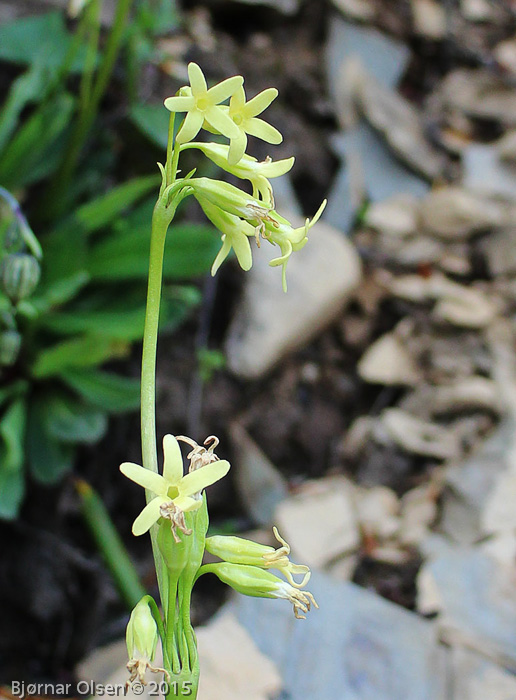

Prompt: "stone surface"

[274,477,360,568]
[418,547,516,669]
[358,331,420,386]
[450,645,516,700]
[232,569,442,700]
[225,218,361,379]
[463,145,516,199]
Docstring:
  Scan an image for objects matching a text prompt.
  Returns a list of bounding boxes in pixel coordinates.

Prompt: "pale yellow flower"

[220,86,283,165]
[120,434,230,536]
[164,63,243,144]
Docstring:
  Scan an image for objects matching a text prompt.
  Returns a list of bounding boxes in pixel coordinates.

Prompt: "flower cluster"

[164,63,326,291]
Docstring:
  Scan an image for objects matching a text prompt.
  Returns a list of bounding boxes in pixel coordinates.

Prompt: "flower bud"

[126,599,159,663]
[1,253,40,302]
[201,562,318,619]
[205,527,310,587]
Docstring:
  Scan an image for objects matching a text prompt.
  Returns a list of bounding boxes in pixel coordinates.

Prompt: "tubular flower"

[195,197,255,275]
[188,177,275,228]
[120,434,230,537]
[205,526,311,588]
[126,598,169,687]
[201,562,318,619]
[264,199,327,292]
[164,63,243,144]
[220,86,282,164]
[181,142,294,205]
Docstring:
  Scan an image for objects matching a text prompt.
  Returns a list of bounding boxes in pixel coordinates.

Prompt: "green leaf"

[129,103,170,149]
[33,271,90,313]
[0,398,27,520]
[27,397,74,484]
[0,93,75,189]
[32,335,129,379]
[59,368,141,413]
[73,174,160,236]
[42,305,147,341]
[44,393,107,444]
[88,223,220,280]
[0,12,87,72]
[0,64,50,155]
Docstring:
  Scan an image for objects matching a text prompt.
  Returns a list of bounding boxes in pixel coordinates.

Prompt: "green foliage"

[0,3,221,519]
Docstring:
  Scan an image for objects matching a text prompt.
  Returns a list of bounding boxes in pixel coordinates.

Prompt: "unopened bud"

[126,599,159,663]
[1,254,40,302]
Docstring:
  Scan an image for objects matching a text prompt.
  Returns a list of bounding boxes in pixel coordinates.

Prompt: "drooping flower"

[218,86,282,165]
[264,199,327,292]
[205,526,311,588]
[125,598,169,687]
[164,63,243,144]
[195,197,255,275]
[200,562,318,619]
[120,434,230,536]
[188,177,274,227]
[181,142,294,205]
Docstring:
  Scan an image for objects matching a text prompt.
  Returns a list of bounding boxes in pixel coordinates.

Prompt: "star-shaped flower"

[219,86,282,165]
[164,63,243,144]
[120,434,230,536]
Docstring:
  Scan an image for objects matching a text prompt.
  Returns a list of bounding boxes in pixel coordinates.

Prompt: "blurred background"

[2,0,516,697]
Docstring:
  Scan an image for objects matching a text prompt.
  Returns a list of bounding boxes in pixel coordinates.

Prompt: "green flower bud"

[200,562,318,619]
[126,598,159,662]
[0,329,21,366]
[205,527,311,587]
[1,253,40,302]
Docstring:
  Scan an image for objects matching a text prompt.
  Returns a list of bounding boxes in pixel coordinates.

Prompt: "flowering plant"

[121,63,322,697]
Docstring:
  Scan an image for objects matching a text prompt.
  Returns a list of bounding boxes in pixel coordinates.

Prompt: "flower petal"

[229,85,246,112]
[259,156,295,178]
[162,434,184,484]
[164,95,195,112]
[244,88,278,118]
[205,105,240,140]
[244,117,282,144]
[174,495,202,512]
[176,109,204,144]
[207,75,244,105]
[211,236,231,276]
[120,462,168,496]
[132,496,168,536]
[179,459,230,497]
[228,131,248,165]
[188,62,207,95]
[231,232,253,271]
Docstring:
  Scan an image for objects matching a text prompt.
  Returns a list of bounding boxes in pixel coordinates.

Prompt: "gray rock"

[482,229,516,276]
[419,548,516,669]
[449,645,516,700]
[231,570,442,700]
[225,218,361,378]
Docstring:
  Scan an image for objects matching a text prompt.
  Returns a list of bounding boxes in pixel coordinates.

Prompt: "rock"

[461,0,494,21]
[440,422,513,545]
[437,69,516,126]
[482,470,516,536]
[332,0,376,21]
[496,130,516,162]
[229,422,288,527]
[495,38,516,75]
[364,194,419,237]
[225,0,299,14]
[225,217,361,379]
[430,377,500,415]
[355,485,400,540]
[482,229,516,276]
[463,145,516,199]
[419,187,507,240]
[411,0,447,40]
[433,283,499,328]
[399,483,439,546]
[196,611,282,700]
[381,408,460,460]
[232,569,441,700]
[449,645,516,700]
[417,548,516,668]
[358,331,420,386]
[357,68,445,180]
[274,477,360,568]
